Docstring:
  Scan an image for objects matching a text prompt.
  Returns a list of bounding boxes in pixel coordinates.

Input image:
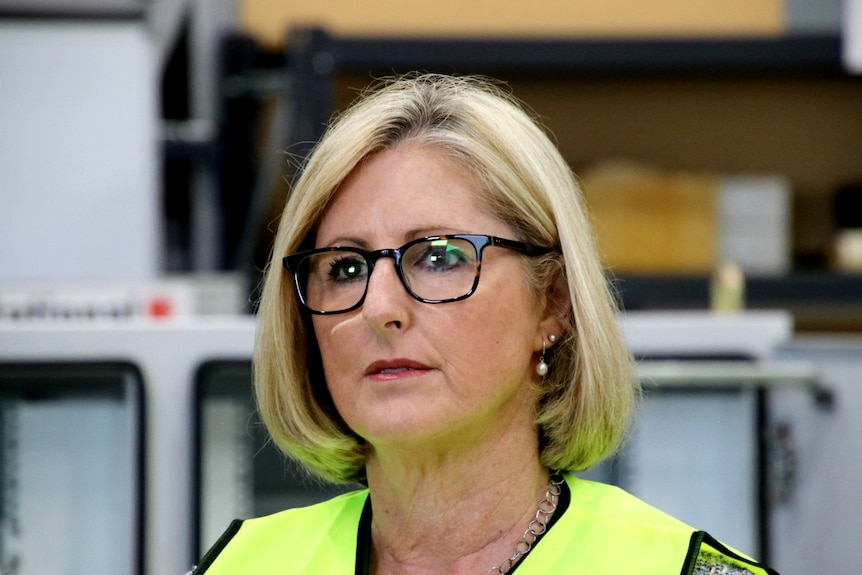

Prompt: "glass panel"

[0,363,142,575]
[622,386,758,554]
[194,361,353,555]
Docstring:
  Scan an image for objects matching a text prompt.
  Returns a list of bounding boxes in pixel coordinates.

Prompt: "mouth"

[365,359,432,379]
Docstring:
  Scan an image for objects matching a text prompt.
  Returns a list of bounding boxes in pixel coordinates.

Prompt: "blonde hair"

[255,74,636,484]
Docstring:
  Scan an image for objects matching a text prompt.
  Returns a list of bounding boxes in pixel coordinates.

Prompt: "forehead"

[315,145,509,244]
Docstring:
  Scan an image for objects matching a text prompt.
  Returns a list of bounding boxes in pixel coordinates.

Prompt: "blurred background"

[1,1,861,574]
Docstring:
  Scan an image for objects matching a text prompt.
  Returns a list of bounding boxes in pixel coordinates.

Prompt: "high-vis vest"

[193,475,778,575]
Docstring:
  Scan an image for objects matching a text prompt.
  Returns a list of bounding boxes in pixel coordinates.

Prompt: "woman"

[194,74,778,574]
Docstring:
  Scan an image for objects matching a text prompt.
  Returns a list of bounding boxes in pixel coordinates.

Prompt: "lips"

[365,359,432,378]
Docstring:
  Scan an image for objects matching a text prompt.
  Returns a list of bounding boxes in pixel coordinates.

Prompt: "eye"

[415,240,473,272]
[326,254,368,283]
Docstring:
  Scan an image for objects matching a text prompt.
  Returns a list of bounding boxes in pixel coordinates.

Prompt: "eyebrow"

[316,236,367,249]
[317,227,471,249]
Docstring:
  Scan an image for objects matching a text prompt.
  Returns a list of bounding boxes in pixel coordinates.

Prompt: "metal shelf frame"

[284,28,847,148]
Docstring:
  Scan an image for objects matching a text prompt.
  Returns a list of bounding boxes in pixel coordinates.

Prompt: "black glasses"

[283,234,553,315]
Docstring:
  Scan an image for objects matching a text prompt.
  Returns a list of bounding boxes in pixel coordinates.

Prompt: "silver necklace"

[486,473,565,575]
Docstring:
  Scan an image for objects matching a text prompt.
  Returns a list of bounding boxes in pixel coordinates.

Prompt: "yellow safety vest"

[194,475,778,574]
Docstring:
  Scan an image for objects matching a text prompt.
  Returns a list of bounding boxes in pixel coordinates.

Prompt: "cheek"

[445,306,536,373]
[311,320,349,380]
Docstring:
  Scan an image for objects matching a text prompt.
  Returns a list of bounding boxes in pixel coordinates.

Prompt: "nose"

[361,256,411,332]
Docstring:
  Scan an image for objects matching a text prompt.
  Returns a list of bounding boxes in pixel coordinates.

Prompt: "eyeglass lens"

[297,237,480,313]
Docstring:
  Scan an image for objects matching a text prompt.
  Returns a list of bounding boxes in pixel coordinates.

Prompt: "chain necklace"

[485,472,564,575]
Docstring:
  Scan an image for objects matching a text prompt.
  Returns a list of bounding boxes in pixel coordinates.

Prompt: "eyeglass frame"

[282,234,554,315]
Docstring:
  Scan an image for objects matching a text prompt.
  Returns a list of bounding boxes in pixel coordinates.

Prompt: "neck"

[365,442,549,575]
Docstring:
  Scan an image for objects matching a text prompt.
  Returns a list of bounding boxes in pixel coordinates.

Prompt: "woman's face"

[311,144,559,456]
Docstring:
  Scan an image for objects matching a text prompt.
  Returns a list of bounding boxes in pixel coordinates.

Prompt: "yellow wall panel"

[240,0,783,47]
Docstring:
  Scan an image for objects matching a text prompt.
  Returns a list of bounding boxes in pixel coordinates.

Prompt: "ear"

[533,272,571,351]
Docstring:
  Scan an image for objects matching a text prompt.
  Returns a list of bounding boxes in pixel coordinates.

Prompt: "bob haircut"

[255,74,636,484]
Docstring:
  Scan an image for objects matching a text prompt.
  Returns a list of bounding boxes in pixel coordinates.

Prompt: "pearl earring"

[536,334,557,376]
